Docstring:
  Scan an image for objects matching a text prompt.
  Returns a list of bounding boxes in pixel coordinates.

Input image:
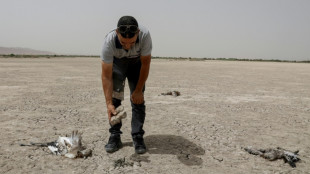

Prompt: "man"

[101,16,152,154]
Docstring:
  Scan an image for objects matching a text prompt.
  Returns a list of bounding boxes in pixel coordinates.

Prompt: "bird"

[160,91,181,97]
[20,130,92,159]
[110,105,127,126]
[243,146,300,168]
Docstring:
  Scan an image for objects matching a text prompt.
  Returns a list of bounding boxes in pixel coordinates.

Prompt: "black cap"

[117,16,139,38]
[117,16,138,27]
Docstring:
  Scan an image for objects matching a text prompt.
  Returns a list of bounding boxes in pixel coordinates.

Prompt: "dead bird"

[243,146,300,168]
[161,91,181,97]
[20,130,92,159]
[110,105,127,126]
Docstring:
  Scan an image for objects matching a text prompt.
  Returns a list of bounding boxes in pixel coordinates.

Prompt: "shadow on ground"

[142,134,205,166]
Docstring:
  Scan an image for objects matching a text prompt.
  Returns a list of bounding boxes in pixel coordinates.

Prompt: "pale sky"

[1,0,309,60]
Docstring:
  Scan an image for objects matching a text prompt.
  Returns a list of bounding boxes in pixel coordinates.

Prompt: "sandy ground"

[0,57,309,174]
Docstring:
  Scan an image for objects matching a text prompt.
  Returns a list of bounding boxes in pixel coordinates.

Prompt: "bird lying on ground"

[161,91,181,97]
[243,146,300,168]
[20,130,92,159]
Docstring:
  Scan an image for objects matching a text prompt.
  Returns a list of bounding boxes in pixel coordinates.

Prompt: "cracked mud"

[0,58,309,173]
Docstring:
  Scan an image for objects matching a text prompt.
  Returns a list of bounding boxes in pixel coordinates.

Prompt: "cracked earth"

[0,57,309,173]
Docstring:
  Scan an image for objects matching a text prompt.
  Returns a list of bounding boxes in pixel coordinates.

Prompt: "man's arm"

[101,61,116,121]
[131,55,151,104]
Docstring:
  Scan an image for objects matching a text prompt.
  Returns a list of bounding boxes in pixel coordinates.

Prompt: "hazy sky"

[1,0,309,60]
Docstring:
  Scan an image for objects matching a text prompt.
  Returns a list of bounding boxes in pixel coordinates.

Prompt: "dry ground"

[0,57,309,174]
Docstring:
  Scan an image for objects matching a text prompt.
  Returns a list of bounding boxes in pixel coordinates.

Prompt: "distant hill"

[0,47,55,55]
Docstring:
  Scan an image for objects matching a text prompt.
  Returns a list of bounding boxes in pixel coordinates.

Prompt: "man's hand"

[107,104,117,122]
[131,90,144,104]
[130,55,150,105]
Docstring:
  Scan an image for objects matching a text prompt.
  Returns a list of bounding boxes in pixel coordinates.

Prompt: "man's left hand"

[131,90,144,104]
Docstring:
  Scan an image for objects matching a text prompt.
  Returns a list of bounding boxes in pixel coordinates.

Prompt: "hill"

[0,47,55,55]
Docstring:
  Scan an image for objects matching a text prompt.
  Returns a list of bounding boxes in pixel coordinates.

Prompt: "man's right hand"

[107,104,117,122]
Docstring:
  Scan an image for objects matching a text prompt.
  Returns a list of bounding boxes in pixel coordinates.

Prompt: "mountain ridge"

[0,47,55,55]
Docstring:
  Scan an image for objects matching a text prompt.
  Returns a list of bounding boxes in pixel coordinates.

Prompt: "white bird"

[21,130,92,159]
[110,105,127,126]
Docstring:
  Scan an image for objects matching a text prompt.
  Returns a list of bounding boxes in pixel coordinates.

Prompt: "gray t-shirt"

[101,25,152,64]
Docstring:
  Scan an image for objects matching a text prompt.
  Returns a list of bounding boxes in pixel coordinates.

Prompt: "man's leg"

[127,58,147,154]
[105,58,127,153]
[130,102,146,154]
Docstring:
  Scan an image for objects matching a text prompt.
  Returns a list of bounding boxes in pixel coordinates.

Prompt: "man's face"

[116,31,139,50]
